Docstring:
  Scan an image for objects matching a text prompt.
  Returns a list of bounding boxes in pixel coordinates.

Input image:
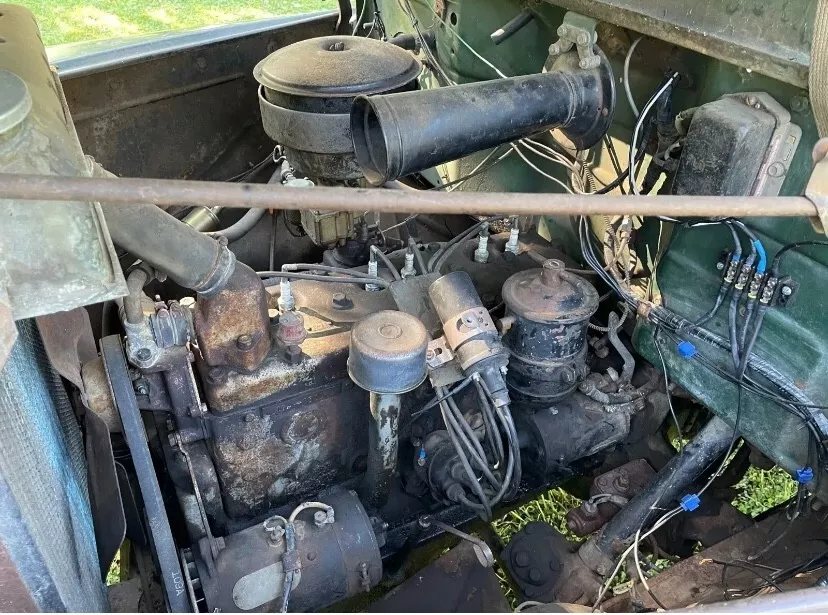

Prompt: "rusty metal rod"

[0,173,817,217]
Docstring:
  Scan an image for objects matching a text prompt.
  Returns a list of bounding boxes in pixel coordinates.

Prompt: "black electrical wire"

[443,393,501,487]
[475,379,504,466]
[428,216,503,273]
[714,559,786,595]
[658,326,828,471]
[408,237,429,274]
[594,118,655,195]
[771,240,828,275]
[370,245,403,281]
[678,223,743,332]
[439,398,493,520]
[628,73,680,195]
[602,135,627,195]
[409,376,475,423]
[476,378,521,499]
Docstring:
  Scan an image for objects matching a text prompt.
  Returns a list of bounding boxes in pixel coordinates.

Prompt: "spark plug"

[278,278,295,312]
[366,253,380,292]
[401,248,416,278]
[474,223,490,264]
[505,217,520,255]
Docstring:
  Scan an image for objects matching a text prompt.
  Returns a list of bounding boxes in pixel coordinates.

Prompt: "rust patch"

[195,263,271,373]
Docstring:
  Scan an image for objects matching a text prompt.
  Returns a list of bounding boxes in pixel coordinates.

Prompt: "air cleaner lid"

[254,36,421,98]
[502,259,599,324]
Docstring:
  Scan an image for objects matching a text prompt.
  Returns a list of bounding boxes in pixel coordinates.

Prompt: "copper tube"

[0,172,817,218]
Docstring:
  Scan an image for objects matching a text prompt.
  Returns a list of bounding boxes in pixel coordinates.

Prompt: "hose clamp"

[194,243,236,298]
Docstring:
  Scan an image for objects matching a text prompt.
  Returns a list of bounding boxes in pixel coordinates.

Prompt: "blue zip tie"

[753,239,767,273]
[796,466,814,484]
[677,340,697,358]
[680,493,700,512]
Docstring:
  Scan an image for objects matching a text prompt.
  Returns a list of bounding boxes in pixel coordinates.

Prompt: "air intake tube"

[351,50,616,185]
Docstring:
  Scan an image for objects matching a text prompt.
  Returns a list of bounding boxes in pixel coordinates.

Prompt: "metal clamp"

[547,13,600,70]
[418,516,494,568]
[441,307,498,352]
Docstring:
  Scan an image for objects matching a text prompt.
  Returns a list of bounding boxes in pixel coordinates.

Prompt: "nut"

[267,525,285,546]
[284,345,303,365]
[314,511,328,527]
[134,379,150,396]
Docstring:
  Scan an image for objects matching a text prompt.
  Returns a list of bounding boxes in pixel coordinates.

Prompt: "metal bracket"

[426,336,453,369]
[806,137,828,235]
[418,516,494,568]
[547,12,600,70]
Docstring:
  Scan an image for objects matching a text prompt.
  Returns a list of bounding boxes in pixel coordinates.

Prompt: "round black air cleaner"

[254,36,421,180]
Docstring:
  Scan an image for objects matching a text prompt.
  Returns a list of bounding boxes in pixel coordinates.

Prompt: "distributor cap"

[254,36,421,99]
[503,259,599,324]
[348,310,428,394]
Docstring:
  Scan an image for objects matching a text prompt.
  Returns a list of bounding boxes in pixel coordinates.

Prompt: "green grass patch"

[16,0,337,46]
[733,465,797,517]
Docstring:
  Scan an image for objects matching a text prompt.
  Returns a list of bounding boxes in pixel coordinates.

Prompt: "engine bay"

[2,0,828,612]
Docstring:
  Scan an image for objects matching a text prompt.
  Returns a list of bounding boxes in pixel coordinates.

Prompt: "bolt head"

[781,285,793,296]
[790,96,809,113]
[557,25,568,37]
[314,510,328,527]
[244,412,255,423]
[332,292,353,310]
[767,162,787,178]
[515,551,530,567]
[548,42,561,55]
[576,32,589,45]
[716,261,725,270]
[206,367,226,385]
[135,348,152,362]
[236,334,255,350]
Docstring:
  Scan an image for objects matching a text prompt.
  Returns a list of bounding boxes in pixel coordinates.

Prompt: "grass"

[490,463,796,606]
[16,0,337,46]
